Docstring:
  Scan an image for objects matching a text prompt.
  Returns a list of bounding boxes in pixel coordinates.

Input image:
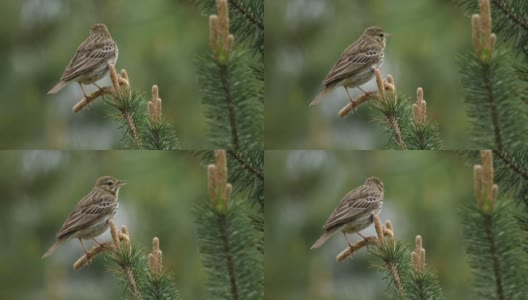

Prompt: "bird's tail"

[47,81,67,95]
[309,88,329,107]
[311,229,337,249]
[42,239,64,258]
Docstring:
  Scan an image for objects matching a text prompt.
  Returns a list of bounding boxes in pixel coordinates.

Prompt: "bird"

[47,23,118,98]
[309,26,390,107]
[42,176,126,258]
[311,177,384,249]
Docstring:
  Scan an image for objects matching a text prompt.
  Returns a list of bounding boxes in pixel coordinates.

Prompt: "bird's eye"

[379,33,384,38]
[107,181,113,186]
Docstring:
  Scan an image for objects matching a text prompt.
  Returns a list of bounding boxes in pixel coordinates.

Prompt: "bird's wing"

[322,188,381,230]
[56,191,116,239]
[60,38,116,82]
[323,45,383,87]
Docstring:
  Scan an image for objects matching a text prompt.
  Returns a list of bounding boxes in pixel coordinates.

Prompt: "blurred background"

[265,0,471,149]
[0,150,210,299]
[0,0,211,149]
[265,151,474,299]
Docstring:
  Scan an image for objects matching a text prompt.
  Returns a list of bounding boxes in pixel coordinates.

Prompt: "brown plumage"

[42,176,126,258]
[48,23,118,98]
[310,27,390,107]
[311,177,384,249]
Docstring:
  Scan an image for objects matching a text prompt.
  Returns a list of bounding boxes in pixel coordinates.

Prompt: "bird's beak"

[385,33,392,38]
[117,180,127,187]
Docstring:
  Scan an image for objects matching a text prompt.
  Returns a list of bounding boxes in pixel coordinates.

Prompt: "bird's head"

[95,176,127,192]
[365,177,384,192]
[362,26,391,47]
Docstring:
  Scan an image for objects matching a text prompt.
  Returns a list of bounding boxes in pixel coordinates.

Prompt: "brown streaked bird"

[311,177,384,249]
[42,176,126,258]
[48,23,118,98]
[310,26,390,107]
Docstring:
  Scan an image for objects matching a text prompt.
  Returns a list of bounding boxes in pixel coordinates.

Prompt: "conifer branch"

[338,69,441,149]
[196,150,263,300]
[227,150,263,181]
[197,0,263,149]
[493,150,528,181]
[491,0,528,31]
[229,0,264,30]
[71,64,179,149]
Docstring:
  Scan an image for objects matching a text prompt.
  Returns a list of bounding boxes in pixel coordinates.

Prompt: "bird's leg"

[78,82,88,99]
[92,238,104,246]
[343,87,354,104]
[342,232,354,248]
[92,82,105,93]
[356,231,368,240]
[79,238,91,259]
[357,86,372,96]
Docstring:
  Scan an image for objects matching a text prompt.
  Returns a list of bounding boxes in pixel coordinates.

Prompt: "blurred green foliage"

[265,151,473,300]
[0,0,211,149]
[0,150,212,299]
[265,0,472,149]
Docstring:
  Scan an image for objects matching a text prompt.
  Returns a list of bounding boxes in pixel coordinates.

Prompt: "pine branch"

[460,150,528,299]
[408,236,444,300]
[72,220,180,299]
[220,64,241,150]
[196,0,263,149]
[336,217,444,299]
[72,66,180,149]
[339,70,442,150]
[196,150,264,209]
[491,0,528,31]
[483,214,505,300]
[463,150,528,209]
[227,150,263,181]
[493,150,528,182]
[459,52,528,148]
[229,0,264,30]
[194,150,263,300]
[456,0,528,58]
[195,0,264,58]
[483,64,503,150]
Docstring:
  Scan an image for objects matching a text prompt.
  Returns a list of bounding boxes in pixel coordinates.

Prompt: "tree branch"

[122,110,143,149]
[483,65,503,151]
[227,150,263,181]
[388,115,407,150]
[220,65,240,150]
[491,0,528,32]
[484,215,505,300]
[220,214,240,300]
[493,150,528,181]
[229,0,264,30]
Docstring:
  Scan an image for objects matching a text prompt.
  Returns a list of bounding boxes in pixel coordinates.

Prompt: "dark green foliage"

[458,52,528,149]
[459,199,528,300]
[104,90,180,150]
[193,199,263,300]
[141,121,180,150]
[406,123,443,151]
[142,272,182,300]
[370,241,444,299]
[196,150,264,210]
[196,52,263,150]
[456,0,528,59]
[369,93,443,150]
[105,245,181,300]
[408,272,445,300]
[195,0,264,58]
[369,241,412,299]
